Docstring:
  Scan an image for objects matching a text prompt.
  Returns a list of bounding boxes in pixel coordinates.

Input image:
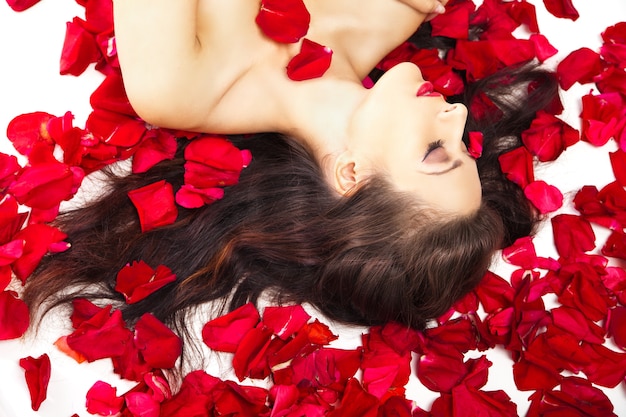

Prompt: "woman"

[23,0,557,348]
[112,0,482,215]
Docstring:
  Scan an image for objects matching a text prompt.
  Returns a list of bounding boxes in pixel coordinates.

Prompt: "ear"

[333,151,358,195]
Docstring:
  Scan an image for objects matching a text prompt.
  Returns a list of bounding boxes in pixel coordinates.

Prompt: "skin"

[113,0,481,215]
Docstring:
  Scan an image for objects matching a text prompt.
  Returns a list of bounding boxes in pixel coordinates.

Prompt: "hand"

[396,0,448,21]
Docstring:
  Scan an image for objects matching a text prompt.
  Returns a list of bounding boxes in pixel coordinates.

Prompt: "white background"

[1,1,626,416]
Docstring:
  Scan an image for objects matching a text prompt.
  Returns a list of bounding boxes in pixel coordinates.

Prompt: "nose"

[441,102,468,116]
[437,103,470,153]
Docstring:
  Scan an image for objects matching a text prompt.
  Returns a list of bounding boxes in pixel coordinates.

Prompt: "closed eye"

[422,140,449,163]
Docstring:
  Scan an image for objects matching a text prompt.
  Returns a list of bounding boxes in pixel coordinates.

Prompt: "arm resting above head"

[112,0,214,130]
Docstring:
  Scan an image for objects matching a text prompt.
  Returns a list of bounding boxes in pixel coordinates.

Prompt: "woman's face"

[347,62,482,216]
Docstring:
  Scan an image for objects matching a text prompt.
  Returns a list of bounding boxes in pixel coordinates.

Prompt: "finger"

[425,0,446,21]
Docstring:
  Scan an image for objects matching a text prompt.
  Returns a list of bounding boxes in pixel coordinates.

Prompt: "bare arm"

[112,0,214,130]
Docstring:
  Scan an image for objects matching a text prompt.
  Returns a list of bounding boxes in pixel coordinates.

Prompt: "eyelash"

[423,140,444,161]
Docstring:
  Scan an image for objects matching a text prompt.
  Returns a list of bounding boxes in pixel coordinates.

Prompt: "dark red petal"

[609,149,626,187]
[255,0,310,43]
[86,381,125,416]
[551,214,596,259]
[286,39,333,81]
[128,180,178,233]
[202,302,260,352]
[552,306,605,344]
[606,306,626,350]
[0,291,30,340]
[327,379,379,417]
[602,229,626,260]
[512,350,562,391]
[134,313,182,369]
[19,354,51,411]
[542,0,579,20]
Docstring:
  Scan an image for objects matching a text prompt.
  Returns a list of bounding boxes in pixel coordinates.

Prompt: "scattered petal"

[286,39,333,81]
[115,260,176,304]
[255,0,310,43]
[19,354,51,411]
[128,180,178,233]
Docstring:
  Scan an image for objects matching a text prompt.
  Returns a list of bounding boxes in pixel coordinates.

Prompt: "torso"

[189,0,424,135]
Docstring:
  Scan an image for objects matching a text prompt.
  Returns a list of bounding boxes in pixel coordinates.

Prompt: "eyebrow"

[426,159,463,175]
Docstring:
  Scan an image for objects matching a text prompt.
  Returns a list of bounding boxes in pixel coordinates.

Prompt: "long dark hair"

[23,36,558,356]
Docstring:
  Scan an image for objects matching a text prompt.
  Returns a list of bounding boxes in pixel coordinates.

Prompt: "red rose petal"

[430,3,472,39]
[524,180,563,214]
[128,180,178,233]
[286,39,333,81]
[530,34,559,62]
[609,149,626,187]
[498,146,535,189]
[255,0,310,43]
[19,354,51,411]
[552,306,605,344]
[556,47,603,90]
[606,306,626,350]
[12,223,68,283]
[543,0,580,21]
[86,381,124,416]
[551,214,596,259]
[202,302,260,353]
[131,129,178,174]
[232,325,274,381]
[6,112,56,156]
[580,92,625,147]
[9,160,84,210]
[5,0,41,12]
[521,110,579,162]
[468,131,483,158]
[175,184,225,209]
[60,17,101,76]
[66,307,133,362]
[602,229,626,260]
[262,305,310,340]
[115,260,176,304]
[327,379,379,417]
[125,392,160,417]
[0,291,29,340]
[134,313,182,369]
[507,0,539,33]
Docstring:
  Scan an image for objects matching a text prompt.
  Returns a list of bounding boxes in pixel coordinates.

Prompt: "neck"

[276,76,367,167]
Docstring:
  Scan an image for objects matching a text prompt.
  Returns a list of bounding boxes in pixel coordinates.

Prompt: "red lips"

[416,81,442,97]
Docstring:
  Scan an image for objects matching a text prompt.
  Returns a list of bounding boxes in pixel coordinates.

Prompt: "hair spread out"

[23,25,559,367]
